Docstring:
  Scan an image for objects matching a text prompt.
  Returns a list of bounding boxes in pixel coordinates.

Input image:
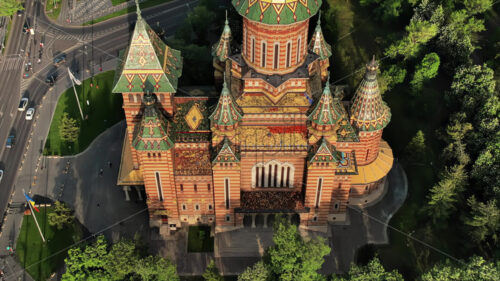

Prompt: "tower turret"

[308,12,332,81]
[212,11,232,84]
[209,78,243,132]
[308,78,344,133]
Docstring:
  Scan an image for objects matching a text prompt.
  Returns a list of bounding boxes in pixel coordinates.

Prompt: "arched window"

[251,37,256,63]
[251,160,295,188]
[273,43,279,70]
[261,41,267,67]
[297,37,302,63]
[128,94,133,103]
[286,41,291,68]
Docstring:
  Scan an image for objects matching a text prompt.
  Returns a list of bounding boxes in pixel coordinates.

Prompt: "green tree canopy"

[411,53,440,93]
[203,260,224,281]
[332,257,404,281]
[135,255,180,281]
[385,19,438,59]
[0,0,23,17]
[464,196,500,244]
[238,261,269,281]
[420,256,500,281]
[48,201,74,230]
[405,130,426,163]
[379,64,407,94]
[464,0,493,15]
[59,112,80,143]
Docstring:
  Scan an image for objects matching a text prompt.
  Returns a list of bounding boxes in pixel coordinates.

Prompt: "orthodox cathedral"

[114,0,393,234]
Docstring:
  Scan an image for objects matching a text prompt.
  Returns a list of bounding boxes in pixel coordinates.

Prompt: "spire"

[212,10,232,62]
[308,75,344,129]
[350,56,391,132]
[209,76,242,128]
[132,96,174,151]
[135,0,141,20]
[213,137,240,164]
[309,12,332,60]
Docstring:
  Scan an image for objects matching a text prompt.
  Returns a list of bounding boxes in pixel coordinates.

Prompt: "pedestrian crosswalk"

[0,57,22,71]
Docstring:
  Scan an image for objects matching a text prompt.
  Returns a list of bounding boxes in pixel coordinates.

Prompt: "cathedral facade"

[115,0,393,234]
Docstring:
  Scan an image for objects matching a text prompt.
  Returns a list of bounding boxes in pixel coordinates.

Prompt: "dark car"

[23,18,30,34]
[53,54,66,66]
[45,74,56,86]
[6,134,15,148]
[23,62,32,78]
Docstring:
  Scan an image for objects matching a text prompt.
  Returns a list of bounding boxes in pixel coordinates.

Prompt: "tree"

[136,255,180,281]
[405,130,426,163]
[202,260,223,281]
[411,53,440,93]
[0,0,23,17]
[471,139,500,197]
[378,64,407,94]
[420,256,500,281]
[62,235,110,281]
[104,240,138,280]
[465,196,500,245]
[464,0,493,15]
[48,201,74,230]
[332,257,404,281]
[425,165,467,223]
[441,115,472,166]
[59,112,80,143]
[266,216,330,281]
[238,261,269,281]
[385,19,438,59]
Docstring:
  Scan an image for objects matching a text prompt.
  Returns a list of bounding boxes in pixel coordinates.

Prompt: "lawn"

[84,0,173,25]
[16,207,83,281]
[44,70,124,156]
[45,0,62,21]
[111,0,128,6]
[187,226,214,252]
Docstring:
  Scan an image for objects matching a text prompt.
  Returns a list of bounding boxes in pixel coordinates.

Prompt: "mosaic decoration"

[112,8,182,94]
[213,138,240,164]
[210,79,243,127]
[232,0,321,25]
[336,117,359,142]
[132,97,174,151]
[212,12,232,62]
[308,12,332,60]
[240,191,305,211]
[174,149,212,176]
[185,104,204,130]
[309,137,339,164]
[335,151,358,175]
[350,57,391,132]
[308,80,344,126]
[236,126,307,150]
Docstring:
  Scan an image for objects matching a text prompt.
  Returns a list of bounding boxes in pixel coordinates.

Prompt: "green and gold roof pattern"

[350,57,391,132]
[309,138,339,164]
[308,80,344,126]
[210,79,243,127]
[308,13,332,60]
[132,96,174,151]
[336,117,359,142]
[212,12,232,62]
[232,0,322,25]
[112,7,182,93]
[213,138,240,164]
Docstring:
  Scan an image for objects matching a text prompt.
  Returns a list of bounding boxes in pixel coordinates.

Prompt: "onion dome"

[232,0,322,25]
[308,77,344,131]
[213,137,240,164]
[212,11,232,62]
[132,95,174,151]
[308,12,332,60]
[350,56,391,132]
[309,137,339,164]
[112,0,182,93]
[209,78,243,130]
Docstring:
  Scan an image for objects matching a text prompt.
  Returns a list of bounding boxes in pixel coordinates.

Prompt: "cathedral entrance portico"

[241,212,302,229]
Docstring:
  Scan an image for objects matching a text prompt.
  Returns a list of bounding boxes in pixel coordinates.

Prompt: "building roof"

[212,12,232,62]
[308,12,332,60]
[232,0,322,25]
[112,3,182,93]
[117,133,144,186]
[308,137,339,164]
[213,138,240,164]
[171,99,212,143]
[132,96,174,151]
[351,141,393,184]
[308,80,344,126]
[209,79,243,127]
[350,57,391,132]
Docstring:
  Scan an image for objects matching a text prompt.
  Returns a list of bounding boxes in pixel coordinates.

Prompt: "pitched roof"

[213,138,240,164]
[212,12,232,62]
[232,0,322,25]
[308,81,344,126]
[132,96,174,151]
[308,12,332,60]
[209,79,243,127]
[309,138,340,164]
[112,6,182,93]
[350,57,391,132]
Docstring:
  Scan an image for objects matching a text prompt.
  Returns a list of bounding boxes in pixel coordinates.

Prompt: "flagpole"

[23,189,46,243]
[68,68,84,120]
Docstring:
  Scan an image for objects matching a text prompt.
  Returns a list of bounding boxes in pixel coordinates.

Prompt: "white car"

[18,98,28,111]
[0,170,3,184]
[25,108,35,120]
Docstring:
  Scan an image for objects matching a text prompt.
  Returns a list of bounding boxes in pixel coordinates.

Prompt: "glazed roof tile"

[212,12,232,62]
[308,80,344,126]
[308,12,332,60]
[232,0,322,25]
[132,97,174,151]
[210,79,243,127]
[213,138,240,164]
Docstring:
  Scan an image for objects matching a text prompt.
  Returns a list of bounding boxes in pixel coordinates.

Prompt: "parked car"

[45,74,56,86]
[18,98,28,111]
[6,134,14,148]
[53,54,66,66]
[23,62,31,78]
[25,108,35,120]
[0,170,3,184]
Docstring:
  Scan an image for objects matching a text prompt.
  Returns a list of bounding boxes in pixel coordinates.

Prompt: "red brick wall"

[242,18,309,75]
[174,176,214,218]
[212,164,241,227]
[304,165,335,225]
[334,130,383,166]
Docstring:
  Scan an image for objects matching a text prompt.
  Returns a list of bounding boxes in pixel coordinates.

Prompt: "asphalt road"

[0,0,196,228]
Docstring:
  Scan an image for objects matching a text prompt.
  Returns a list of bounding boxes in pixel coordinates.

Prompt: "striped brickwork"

[212,163,241,227]
[304,164,335,225]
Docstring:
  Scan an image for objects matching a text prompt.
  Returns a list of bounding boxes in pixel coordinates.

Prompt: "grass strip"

[45,0,62,21]
[84,0,172,25]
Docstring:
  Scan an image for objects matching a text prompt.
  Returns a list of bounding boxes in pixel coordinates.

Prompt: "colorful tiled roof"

[350,57,391,132]
[112,2,183,93]
[213,138,240,164]
[308,79,344,126]
[232,0,322,25]
[308,12,332,60]
[132,95,174,151]
[336,117,359,142]
[210,79,243,127]
[309,138,339,164]
[212,11,232,62]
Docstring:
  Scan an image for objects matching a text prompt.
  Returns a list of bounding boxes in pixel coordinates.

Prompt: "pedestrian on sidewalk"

[99,168,103,177]
[108,161,112,168]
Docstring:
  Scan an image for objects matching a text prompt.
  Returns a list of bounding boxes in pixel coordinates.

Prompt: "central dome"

[232,0,322,25]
